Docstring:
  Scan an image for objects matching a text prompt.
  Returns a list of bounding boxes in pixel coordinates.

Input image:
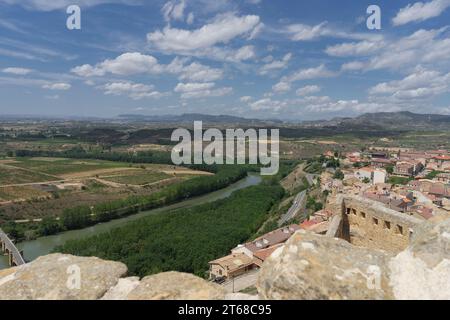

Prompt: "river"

[0,173,262,269]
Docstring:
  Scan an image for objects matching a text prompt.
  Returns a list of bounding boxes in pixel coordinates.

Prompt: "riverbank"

[0,174,262,270]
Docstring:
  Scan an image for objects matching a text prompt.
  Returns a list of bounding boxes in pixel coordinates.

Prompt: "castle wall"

[330,195,422,253]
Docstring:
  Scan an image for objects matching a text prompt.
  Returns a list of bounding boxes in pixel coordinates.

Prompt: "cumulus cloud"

[296,85,321,96]
[147,13,262,62]
[273,65,336,91]
[272,81,291,93]
[101,81,164,100]
[325,40,385,57]
[335,28,450,72]
[392,0,450,26]
[42,82,71,90]
[240,95,253,102]
[369,67,450,100]
[260,53,292,75]
[71,52,163,77]
[174,82,232,99]
[249,98,287,111]
[166,57,224,81]
[72,53,224,82]
[2,67,33,75]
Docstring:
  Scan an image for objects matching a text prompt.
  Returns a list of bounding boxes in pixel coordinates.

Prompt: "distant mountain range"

[117,113,282,124]
[302,111,450,130]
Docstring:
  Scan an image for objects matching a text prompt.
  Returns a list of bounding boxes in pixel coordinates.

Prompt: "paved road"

[222,270,259,293]
[278,190,307,226]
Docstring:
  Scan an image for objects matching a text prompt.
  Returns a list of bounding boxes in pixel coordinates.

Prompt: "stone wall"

[328,195,422,253]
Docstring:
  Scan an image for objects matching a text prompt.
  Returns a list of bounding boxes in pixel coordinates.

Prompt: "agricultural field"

[0,164,58,185]
[100,170,171,186]
[9,157,130,177]
[0,156,209,220]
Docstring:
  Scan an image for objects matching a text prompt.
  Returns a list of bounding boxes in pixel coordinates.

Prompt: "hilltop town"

[206,146,450,292]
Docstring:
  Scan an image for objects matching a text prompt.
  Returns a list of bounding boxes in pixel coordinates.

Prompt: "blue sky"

[0,0,450,120]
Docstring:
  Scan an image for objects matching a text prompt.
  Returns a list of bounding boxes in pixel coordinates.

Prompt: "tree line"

[37,165,251,236]
[55,184,285,278]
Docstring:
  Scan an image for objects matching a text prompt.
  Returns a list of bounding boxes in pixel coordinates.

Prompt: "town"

[207,146,450,292]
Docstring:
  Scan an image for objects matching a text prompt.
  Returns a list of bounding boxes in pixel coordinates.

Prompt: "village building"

[208,253,256,280]
[355,167,387,184]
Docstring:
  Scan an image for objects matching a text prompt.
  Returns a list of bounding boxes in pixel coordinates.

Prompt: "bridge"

[0,228,26,267]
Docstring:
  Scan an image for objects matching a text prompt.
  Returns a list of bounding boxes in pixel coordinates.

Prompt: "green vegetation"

[11,157,127,176]
[102,171,171,185]
[385,164,394,174]
[15,148,173,166]
[425,170,444,180]
[304,155,340,174]
[388,176,413,185]
[3,165,251,241]
[0,166,57,185]
[306,195,323,212]
[333,169,344,180]
[55,184,285,278]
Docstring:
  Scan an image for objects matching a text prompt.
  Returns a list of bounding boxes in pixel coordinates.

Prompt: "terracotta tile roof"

[209,253,254,272]
[244,225,300,253]
[253,244,283,262]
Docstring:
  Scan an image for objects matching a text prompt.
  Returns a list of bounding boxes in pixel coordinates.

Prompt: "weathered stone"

[0,253,127,300]
[257,230,394,300]
[127,272,225,300]
[101,277,140,300]
[388,218,450,300]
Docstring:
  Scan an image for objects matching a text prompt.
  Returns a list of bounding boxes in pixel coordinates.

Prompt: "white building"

[355,167,387,185]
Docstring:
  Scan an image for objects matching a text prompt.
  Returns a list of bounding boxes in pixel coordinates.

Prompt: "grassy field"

[0,186,49,202]
[101,170,171,185]
[9,157,128,176]
[0,165,58,185]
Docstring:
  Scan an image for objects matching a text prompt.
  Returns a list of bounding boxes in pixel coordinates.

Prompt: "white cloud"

[174,82,215,92]
[284,21,383,42]
[0,0,139,11]
[240,95,253,103]
[166,57,224,81]
[72,52,163,77]
[42,82,71,90]
[147,13,261,52]
[101,81,164,100]
[392,0,450,26]
[335,28,450,72]
[260,53,292,75]
[296,85,321,96]
[174,81,232,99]
[249,98,287,111]
[276,65,336,90]
[72,53,224,82]
[2,67,33,75]
[272,81,291,93]
[325,40,385,57]
[369,67,450,100]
